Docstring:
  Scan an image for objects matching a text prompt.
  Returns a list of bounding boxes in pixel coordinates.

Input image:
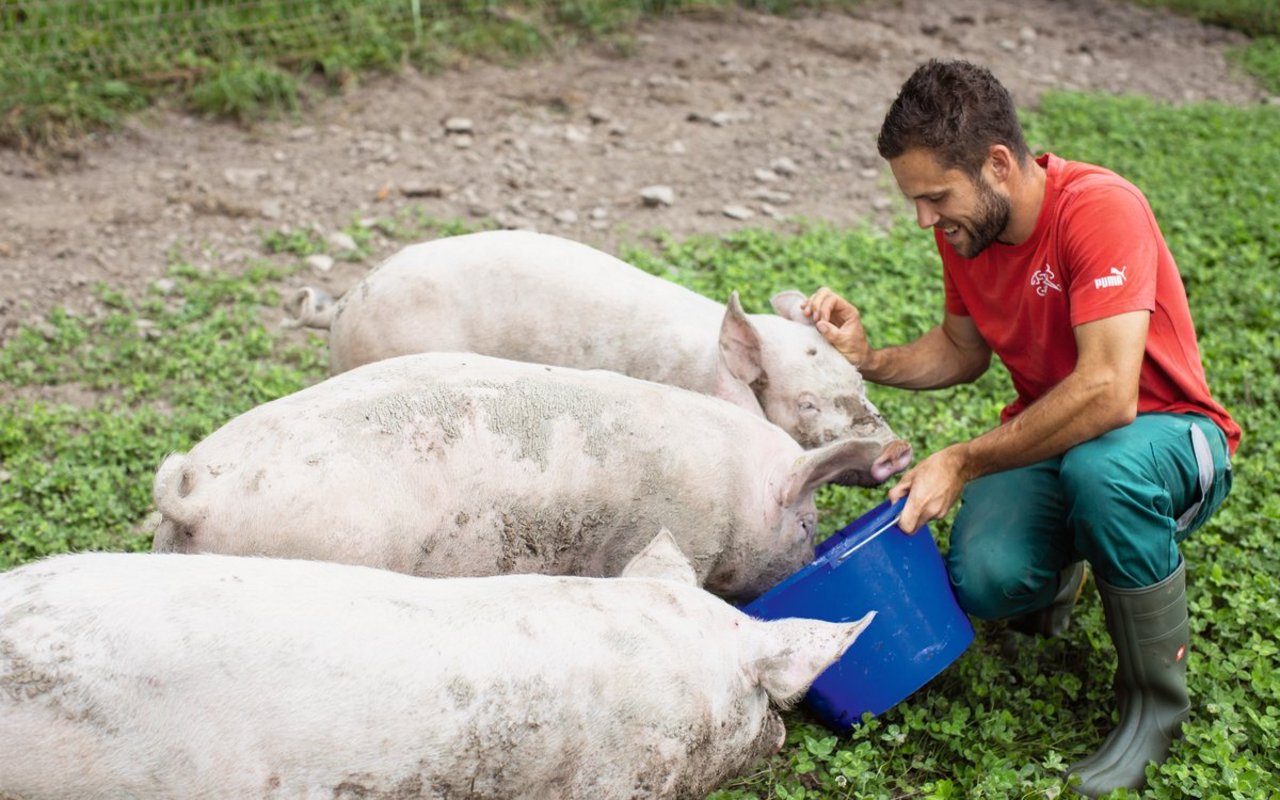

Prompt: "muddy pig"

[287,229,901,483]
[0,533,875,799]
[152,353,912,602]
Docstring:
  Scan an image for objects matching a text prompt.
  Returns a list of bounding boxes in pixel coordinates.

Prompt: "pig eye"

[798,398,819,415]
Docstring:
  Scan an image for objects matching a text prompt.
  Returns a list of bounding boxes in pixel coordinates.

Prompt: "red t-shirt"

[939,153,1240,455]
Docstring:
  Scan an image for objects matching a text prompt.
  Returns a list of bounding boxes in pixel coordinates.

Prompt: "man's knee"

[947,547,1045,620]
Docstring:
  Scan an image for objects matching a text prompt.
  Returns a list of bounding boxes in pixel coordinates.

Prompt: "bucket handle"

[828,496,908,567]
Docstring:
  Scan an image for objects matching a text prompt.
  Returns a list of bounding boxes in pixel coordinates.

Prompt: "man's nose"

[914,201,939,229]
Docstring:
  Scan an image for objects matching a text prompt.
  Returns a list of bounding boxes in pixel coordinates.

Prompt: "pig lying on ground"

[0,532,876,800]
[287,229,899,482]
[153,353,912,601]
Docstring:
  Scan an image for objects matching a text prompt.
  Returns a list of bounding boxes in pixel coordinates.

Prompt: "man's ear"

[987,144,1015,185]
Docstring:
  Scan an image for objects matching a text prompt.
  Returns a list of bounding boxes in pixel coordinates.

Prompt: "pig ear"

[778,437,888,507]
[718,291,765,387]
[620,529,698,586]
[770,290,811,324]
[750,612,876,705]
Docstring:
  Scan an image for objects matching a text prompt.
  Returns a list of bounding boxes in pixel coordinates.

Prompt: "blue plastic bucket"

[744,497,974,728]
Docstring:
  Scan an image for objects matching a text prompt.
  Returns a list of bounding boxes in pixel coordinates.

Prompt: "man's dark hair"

[877,60,1031,178]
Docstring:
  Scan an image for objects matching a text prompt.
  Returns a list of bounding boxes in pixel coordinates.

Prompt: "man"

[803,60,1238,796]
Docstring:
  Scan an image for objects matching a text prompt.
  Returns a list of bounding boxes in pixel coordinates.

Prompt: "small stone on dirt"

[748,189,792,204]
[327,232,358,252]
[769,157,800,176]
[444,117,474,134]
[640,185,675,207]
[400,184,450,198]
[223,168,268,189]
[306,254,335,273]
[260,199,284,220]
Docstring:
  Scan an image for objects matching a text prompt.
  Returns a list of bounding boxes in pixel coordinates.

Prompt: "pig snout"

[829,438,913,487]
[870,439,913,484]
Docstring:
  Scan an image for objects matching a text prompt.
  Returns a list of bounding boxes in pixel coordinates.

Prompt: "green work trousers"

[947,413,1232,619]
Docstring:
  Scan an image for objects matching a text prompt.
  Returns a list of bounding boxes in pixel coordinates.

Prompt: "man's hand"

[801,287,872,367]
[887,444,972,534]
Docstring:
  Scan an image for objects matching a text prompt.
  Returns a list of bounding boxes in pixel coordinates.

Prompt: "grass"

[2,87,1278,797]
[0,263,326,565]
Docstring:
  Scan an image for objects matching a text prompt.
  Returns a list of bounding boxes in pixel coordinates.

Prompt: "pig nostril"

[871,442,912,481]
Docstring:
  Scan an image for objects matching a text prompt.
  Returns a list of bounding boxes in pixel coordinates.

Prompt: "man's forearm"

[862,325,990,389]
[951,369,1137,482]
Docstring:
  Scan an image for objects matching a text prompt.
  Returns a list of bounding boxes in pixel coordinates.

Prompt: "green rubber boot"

[1009,561,1090,638]
[1067,561,1190,797]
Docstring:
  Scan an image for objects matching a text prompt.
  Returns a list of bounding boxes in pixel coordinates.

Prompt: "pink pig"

[0,532,876,799]
[288,229,905,483]
[153,353,911,601]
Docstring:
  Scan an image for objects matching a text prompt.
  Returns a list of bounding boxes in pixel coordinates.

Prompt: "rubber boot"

[1009,561,1090,638]
[1067,561,1190,797]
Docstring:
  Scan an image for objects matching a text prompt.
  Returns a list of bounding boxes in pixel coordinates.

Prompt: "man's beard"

[949,176,1012,259]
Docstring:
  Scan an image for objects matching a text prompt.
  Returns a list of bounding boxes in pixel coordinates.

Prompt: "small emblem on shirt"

[1030,264,1062,296]
[1094,266,1128,289]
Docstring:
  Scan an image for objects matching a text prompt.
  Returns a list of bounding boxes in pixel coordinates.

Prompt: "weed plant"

[1,91,1278,796]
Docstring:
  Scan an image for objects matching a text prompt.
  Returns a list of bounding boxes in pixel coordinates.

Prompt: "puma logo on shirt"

[1094,266,1128,289]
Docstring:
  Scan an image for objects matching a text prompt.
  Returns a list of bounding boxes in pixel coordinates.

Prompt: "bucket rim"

[745,496,911,614]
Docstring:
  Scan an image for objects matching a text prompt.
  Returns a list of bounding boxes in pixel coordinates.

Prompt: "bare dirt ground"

[0,0,1269,345]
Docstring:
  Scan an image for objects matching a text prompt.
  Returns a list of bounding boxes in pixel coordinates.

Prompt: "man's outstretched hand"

[801,287,873,367]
